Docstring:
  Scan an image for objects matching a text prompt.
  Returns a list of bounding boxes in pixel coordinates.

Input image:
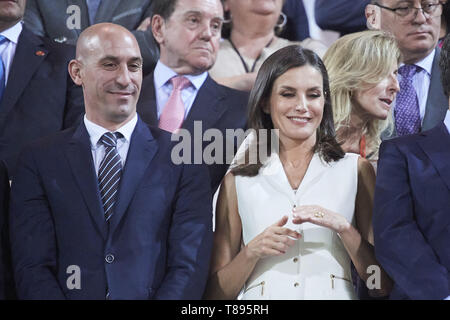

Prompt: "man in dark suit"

[137,0,248,194]
[9,23,213,299]
[24,0,159,74]
[0,0,84,178]
[366,0,448,137]
[373,33,450,300]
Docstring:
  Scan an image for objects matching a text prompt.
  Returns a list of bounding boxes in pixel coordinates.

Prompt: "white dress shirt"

[153,60,208,120]
[84,114,138,175]
[397,49,434,124]
[0,21,22,85]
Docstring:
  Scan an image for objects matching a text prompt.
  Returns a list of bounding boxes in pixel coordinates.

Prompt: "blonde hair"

[323,30,401,159]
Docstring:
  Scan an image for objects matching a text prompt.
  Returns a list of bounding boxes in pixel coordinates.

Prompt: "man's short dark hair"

[152,0,224,20]
[439,33,450,97]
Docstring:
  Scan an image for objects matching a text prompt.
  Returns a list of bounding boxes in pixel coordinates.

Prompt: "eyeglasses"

[373,1,444,21]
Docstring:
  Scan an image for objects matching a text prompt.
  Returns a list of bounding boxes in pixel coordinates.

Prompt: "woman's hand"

[292,205,351,235]
[245,216,301,261]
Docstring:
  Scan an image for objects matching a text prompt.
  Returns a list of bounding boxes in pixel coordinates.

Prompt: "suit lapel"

[94,0,121,23]
[182,76,228,132]
[108,118,159,236]
[417,123,450,192]
[422,48,448,131]
[65,122,108,241]
[137,74,159,126]
[0,28,47,116]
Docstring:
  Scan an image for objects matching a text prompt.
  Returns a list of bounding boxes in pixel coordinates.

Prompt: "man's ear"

[151,14,166,45]
[68,59,83,86]
[365,4,381,30]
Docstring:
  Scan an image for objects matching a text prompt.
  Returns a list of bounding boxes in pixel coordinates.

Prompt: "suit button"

[105,254,115,263]
[294,282,300,288]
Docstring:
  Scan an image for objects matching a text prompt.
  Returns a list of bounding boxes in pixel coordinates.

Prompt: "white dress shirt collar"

[400,49,435,76]
[154,60,208,91]
[84,113,138,149]
[0,21,22,45]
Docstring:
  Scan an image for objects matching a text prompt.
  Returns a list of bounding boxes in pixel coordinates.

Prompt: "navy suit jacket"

[137,74,249,193]
[24,0,159,74]
[374,123,450,299]
[0,26,84,178]
[9,118,213,299]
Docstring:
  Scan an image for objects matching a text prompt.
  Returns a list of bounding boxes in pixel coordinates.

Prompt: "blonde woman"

[323,30,401,171]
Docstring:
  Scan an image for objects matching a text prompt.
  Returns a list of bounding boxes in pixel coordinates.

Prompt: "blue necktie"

[98,132,123,221]
[395,64,421,136]
[87,0,102,24]
[0,35,8,104]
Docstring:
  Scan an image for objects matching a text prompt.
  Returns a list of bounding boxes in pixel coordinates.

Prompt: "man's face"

[0,0,26,26]
[154,0,224,75]
[76,31,143,127]
[377,0,441,63]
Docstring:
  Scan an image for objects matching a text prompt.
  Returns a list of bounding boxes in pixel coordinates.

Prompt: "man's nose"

[116,64,132,86]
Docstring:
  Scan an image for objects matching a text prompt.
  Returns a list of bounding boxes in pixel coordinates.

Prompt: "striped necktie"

[98,132,123,221]
[0,35,8,104]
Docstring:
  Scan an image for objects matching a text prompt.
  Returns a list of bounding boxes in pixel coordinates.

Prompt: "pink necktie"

[158,76,191,133]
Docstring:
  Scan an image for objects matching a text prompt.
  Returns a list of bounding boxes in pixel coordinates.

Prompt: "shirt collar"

[444,109,450,134]
[154,60,208,91]
[84,113,138,148]
[0,21,23,45]
[400,49,435,76]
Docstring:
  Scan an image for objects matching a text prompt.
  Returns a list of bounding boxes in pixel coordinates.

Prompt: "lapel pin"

[35,50,46,57]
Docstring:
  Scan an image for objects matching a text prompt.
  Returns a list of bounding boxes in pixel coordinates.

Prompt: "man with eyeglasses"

[366,1,447,137]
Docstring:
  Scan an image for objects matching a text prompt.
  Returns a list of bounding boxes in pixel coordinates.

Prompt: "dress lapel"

[65,121,108,241]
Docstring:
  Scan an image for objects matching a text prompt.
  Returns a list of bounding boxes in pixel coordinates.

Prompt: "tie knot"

[170,76,191,90]
[100,132,122,148]
[399,64,418,79]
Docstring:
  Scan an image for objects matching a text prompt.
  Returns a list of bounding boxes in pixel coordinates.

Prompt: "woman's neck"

[230,23,275,60]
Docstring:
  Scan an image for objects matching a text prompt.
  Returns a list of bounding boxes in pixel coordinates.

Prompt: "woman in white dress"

[204,45,392,300]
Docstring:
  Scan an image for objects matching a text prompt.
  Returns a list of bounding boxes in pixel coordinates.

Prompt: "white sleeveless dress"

[235,151,359,300]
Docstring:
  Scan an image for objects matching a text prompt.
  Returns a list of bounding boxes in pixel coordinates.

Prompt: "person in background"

[137,0,249,194]
[209,0,327,92]
[0,0,84,179]
[205,45,392,300]
[372,32,450,301]
[24,0,159,74]
[366,0,447,137]
[323,30,401,171]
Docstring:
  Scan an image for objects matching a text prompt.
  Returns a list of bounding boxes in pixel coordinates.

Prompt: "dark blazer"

[0,160,12,300]
[0,26,84,178]
[24,0,159,74]
[9,117,213,299]
[137,74,249,193]
[374,122,450,300]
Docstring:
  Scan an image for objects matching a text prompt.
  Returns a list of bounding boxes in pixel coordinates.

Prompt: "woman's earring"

[275,12,287,33]
[223,11,232,24]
